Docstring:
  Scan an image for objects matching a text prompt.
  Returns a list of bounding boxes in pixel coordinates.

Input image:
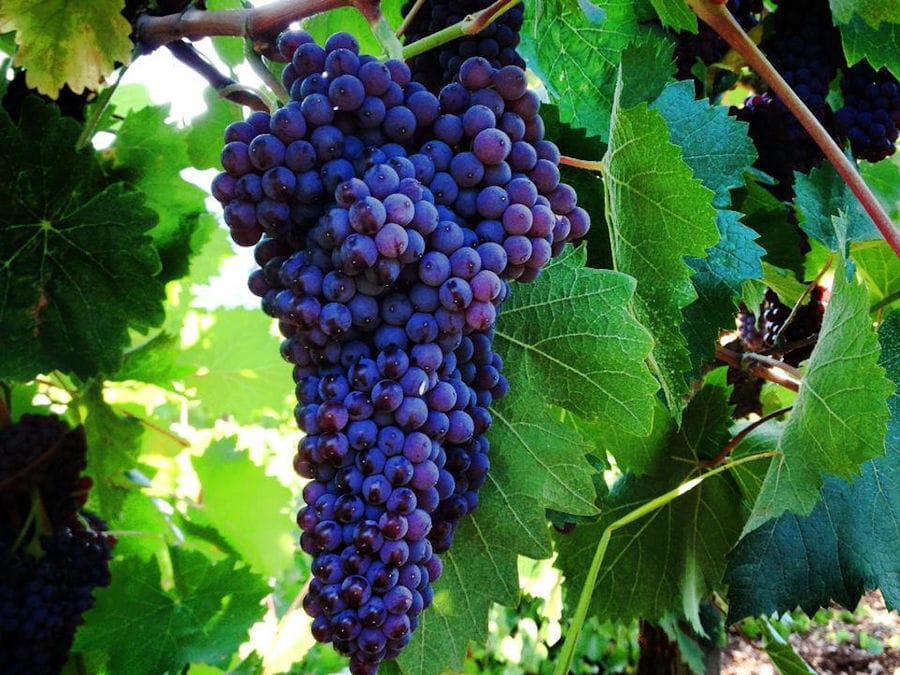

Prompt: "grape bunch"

[834,61,900,163]
[0,415,115,673]
[211,29,588,673]
[732,0,843,192]
[400,0,526,92]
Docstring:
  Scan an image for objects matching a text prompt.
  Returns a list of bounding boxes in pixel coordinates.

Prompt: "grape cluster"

[673,0,762,83]
[211,30,587,673]
[0,415,114,673]
[732,0,843,191]
[834,61,900,163]
[400,0,525,92]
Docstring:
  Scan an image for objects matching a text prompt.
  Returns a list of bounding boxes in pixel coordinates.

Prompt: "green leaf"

[114,333,196,386]
[0,98,164,380]
[683,210,764,371]
[759,618,816,674]
[725,310,900,618]
[554,382,745,631]
[839,16,900,75]
[175,308,292,423]
[494,246,658,433]
[306,8,398,58]
[190,439,295,578]
[80,382,145,517]
[855,242,900,308]
[650,80,758,208]
[736,179,805,277]
[860,156,900,221]
[794,163,879,250]
[743,257,893,534]
[829,0,900,29]
[108,105,210,282]
[520,0,644,140]
[603,97,720,409]
[0,0,133,96]
[397,388,599,672]
[74,550,269,674]
[647,0,697,32]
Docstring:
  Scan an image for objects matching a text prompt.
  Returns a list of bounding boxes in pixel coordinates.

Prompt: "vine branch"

[686,0,900,257]
[715,345,801,392]
[167,40,271,111]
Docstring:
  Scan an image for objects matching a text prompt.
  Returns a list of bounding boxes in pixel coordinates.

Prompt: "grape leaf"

[682,210,764,371]
[520,0,645,140]
[725,310,900,619]
[603,95,720,409]
[74,550,269,674]
[794,163,880,250]
[736,179,805,277]
[759,619,816,674]
[855,242,900,307]
[647,0,697,32]
[0,0,133,96]
[175,308,292,424]
[743,257,893,534]
[81,382,146,517]
[190,439,295,578]
[554,382,746,631]
[829,0,900,30]
[396,388,599,673]
[108,105,211,282]
[839,16,900,75]
[494,246,658,434]
[650,80,758,208]
[860,156,900,221]
[0,98,164,380]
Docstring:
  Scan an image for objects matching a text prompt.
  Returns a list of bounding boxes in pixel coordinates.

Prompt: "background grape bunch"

[0,415,115,673]
[211,27,588,672]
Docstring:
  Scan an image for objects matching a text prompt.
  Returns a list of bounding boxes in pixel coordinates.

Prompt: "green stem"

[552,450,778,675]
[686,0,900,257]
[244,38,287,104]
[560,155,605,173]
[75,65,128,151]
[402,0,521,59]
[871,288,900,314]
[368,12,404,59]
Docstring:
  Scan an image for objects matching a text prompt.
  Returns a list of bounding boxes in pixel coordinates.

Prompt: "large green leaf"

[647,0,697,31]
[0,0,132,95]
[109,105,211,282]
[175,308,292,423]
[650,80,758,208]
[725,310,900,619]
[839,16,900,75]
[603,96,720,409]
[80,382,146,517]
[74,550,269,674]
[794,163,880,251]
[494,246,658,433]
[520,0,645,140]
[190,439,295,578]
[743,257,893,534]
[829,0,900,29]
[0,98,164,380]
[396,389,600,673]
[554,383,746,631]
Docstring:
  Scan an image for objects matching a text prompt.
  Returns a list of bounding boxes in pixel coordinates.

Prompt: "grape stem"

[700,405,792,468]
[685,0,900,258]
[396,0,428,37]
[167,40,272,112]
[714,344,801,392]
[402,0,522,59]
[552,449,780,675]
[136,0,358,53]
[773,255,833,344]
[559,155,605,173]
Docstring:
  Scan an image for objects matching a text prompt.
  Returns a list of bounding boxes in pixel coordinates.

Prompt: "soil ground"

[722,592,900,674]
